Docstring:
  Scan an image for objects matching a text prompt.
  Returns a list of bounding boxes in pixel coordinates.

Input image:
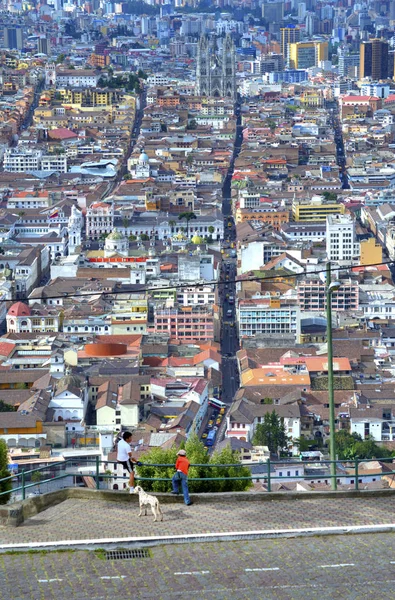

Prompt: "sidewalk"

[1,491,395,551]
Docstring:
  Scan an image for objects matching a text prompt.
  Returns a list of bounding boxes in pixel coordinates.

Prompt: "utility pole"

[326,262,339,491]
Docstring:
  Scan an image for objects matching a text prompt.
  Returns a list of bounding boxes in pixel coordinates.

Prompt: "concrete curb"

[1,523,395,553]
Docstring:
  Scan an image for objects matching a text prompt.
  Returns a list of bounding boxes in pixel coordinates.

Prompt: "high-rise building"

[326,214,358,263]
[4,26,24,50]
[196,34,236,100]
[288,41,328,69]
[360,38,389,80]
[262,1,284,23]
[280,25,300,61]
[38,35,50,55]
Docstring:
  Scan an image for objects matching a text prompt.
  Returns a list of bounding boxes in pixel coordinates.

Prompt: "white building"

[49,373,88,435]
[177,285,216,306]
[86,202,114,240]
[56,69,100,88]
[40,154,68,173]
[360,82,390,99]
[3,149,67,173]
[3,148,41,172]
[237,299,300,338]
[326,214,359,263]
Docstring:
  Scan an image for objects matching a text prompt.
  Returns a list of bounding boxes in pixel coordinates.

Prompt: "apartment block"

[154,306,215,341]
[297,278,359,312]
[292,197,345,222]
[238,299,300,338]
[326,214,359,262]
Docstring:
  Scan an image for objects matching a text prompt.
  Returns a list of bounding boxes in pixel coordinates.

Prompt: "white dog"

[134,485,163,522]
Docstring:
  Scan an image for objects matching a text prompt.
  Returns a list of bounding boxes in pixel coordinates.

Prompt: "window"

[279,471,283,477]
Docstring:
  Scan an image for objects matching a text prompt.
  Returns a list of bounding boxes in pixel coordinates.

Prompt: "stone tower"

[196,34,236,101]
[45,63,56,87]
[68,204,82,254]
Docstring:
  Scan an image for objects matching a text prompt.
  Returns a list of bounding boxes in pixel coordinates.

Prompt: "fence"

[1,457,394,503]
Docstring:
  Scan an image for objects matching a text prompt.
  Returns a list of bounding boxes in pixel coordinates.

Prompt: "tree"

[140,233,149,241]
[128,234,137,242]
[334,430,393,460]
[260,397,273,405]
[252,410,288,455]
[137,435,251,493]
[0,400,16,412]
[0,440,11,505]
[122,217,129,233]
[178,212,197,238]
[31,470,41,493]
[294,437,311,452]
[169,220,176,232]
[56,53,65,64]
[17,211,25,220]
[323,191,338,202]
[189,119,198,130]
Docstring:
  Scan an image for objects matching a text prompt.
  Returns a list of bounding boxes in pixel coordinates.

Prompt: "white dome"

[139,151,149,164]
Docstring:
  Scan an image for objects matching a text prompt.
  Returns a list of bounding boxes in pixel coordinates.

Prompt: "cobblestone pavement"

[0,533,394,599]
[1,495,395,544]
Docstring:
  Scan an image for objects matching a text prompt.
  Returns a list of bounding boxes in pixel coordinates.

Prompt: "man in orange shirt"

[171,449,193,505]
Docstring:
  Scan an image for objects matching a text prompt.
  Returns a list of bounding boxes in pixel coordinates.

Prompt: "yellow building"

[288,41,328,69]
[111,295,148,334]
[360,237,382,266]
[300,90,324,107]
[292,197,345,221]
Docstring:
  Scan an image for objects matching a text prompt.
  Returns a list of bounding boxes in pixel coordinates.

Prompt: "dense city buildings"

[1,0,395,504]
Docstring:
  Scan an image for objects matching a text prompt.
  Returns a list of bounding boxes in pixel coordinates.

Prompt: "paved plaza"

[0,533,395,599]
[1,494,395,545]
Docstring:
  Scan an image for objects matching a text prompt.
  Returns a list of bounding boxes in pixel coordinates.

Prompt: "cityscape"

[1,0,395,597]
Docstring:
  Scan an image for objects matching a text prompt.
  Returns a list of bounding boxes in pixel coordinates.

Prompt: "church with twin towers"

[196,34,237,101]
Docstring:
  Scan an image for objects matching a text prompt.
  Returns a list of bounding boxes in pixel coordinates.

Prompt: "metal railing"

[1,457,394,502]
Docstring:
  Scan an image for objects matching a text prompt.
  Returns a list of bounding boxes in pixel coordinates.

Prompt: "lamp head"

[327,281,341,294]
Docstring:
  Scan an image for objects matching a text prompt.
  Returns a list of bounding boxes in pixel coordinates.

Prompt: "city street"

[0,533,394,599]
[218,105,243,408]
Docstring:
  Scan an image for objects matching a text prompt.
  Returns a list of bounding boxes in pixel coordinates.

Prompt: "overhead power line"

[6,259,394,305]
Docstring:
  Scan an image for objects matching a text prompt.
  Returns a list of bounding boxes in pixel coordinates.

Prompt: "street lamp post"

[326,262,341,491]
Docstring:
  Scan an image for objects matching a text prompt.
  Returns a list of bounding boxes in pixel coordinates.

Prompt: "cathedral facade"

[196,34,237,101]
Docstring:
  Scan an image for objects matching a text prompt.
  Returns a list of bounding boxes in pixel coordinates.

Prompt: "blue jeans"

[172,471,190,504]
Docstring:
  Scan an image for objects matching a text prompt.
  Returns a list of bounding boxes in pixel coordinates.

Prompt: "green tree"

[128,234,137,242]
[0,400,16,412]
[137,435,251,493]
[322,191,338,202]
[122,217,129,233]
[253,410,288,454]
[31,470,41,492]
[260,397,273,405]
[189,119,197,130]
[178,212,197,238]
[56,53,65,64]
[209,446,252,492]
[294,437,311,452]
[333,430,394,460]
[140,233,150,241]
[0,440,11,505]
[208,225,215,235]
[169,220,176,232]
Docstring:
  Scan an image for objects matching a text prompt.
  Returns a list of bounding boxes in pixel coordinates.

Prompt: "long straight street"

[219,104,243,407]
